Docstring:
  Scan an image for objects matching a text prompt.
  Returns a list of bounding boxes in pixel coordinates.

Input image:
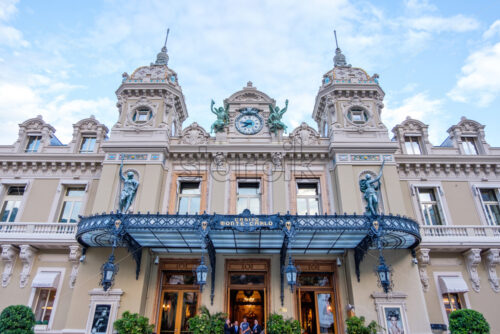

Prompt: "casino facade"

[0,40,500,334]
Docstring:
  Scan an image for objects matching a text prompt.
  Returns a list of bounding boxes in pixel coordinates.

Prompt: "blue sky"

[0,0,499,146]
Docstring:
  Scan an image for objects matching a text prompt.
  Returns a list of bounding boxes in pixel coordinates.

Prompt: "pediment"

[225,82,275,105]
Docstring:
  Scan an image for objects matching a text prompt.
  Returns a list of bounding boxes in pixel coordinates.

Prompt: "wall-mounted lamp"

[336,257,342,267]
[154,255,159,265]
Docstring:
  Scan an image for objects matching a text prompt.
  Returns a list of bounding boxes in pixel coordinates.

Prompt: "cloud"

[405,0,437,13]
[0,0,28,47]
[448,42,500,106]
[383,92,444,143]
[483,20,500,39]
[406,15,479,33]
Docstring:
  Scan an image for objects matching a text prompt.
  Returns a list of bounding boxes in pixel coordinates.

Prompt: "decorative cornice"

[464,248,481,292]
[19,245,37,288]
[1,245,18,288]
[484,249,500,293]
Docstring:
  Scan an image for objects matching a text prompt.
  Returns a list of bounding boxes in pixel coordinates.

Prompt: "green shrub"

[187,306,226,334]
[346,316,379,334]
[266,313,301,334]
[0,305,35,334]
[449,309,490,334]
[113,311,154,334]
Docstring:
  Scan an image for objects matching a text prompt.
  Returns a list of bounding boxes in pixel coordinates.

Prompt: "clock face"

[235,113,263,135]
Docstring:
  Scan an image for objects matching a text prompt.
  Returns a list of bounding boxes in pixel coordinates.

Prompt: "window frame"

[295,179,322,215]
[236,178,262,214]
[176,178,202,214]
[28,267,65,331]
[471,183,500,226]
[57,186,86,223]
[132,107,153,124]
[461,136,479,155]
[79,136,97,153]
[433,272,471,327]
[48,180,89,223]
[410,183,450,226]
[0,180,31,223]
[403,136,423,155]
[25,135,42,153]
[0,185,26,222]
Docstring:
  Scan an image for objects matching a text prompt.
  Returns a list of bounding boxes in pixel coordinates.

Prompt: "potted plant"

[267,313,301,334]
[114,311,154,334]
[449,309,490,334]
[187,306,226,334]
[346,316,379,334]
[0,305,36,334]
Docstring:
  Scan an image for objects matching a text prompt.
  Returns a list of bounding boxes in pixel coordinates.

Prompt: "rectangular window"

[177,181,201,214]
[296,180,321,215]
[33,288,57,324]
[404,136,422,154]
[480,189,500,226]
[442,293,462,317]
[1,186,25,222]
[79,137,96,153]
[25,136,42,153]
[417,188,444,225]
[461,137,478,155]
[58,187,85,223]
[236,180,261,214]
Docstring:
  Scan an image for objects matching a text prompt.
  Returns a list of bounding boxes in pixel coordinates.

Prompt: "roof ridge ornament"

[154,28,170,66]
[333,30,351,68]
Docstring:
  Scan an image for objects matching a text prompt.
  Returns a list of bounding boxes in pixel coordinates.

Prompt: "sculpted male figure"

[118,159,139,213]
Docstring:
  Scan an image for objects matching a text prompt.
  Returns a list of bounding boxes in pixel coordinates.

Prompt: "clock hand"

[242,120,253,127]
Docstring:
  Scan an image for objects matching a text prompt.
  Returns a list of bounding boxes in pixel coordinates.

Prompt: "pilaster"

[69,245,82,289]
[416,248,431,292]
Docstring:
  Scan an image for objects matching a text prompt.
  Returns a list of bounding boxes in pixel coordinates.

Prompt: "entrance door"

[225,260,270,330]
[158,290,198,334]
[296,262,339,334]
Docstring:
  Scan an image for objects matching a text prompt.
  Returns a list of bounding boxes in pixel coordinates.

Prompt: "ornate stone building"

[0,41,499,334]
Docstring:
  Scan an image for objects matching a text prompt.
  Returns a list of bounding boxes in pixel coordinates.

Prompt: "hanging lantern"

[376,260,392,293]
[285,255,298,292]
[195,256,208,291]
[100,254,118,292]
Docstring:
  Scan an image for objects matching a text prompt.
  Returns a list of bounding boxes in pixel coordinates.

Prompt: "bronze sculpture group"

[359,160,385,217]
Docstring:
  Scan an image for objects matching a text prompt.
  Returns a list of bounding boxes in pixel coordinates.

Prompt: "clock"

[235,109,263,135]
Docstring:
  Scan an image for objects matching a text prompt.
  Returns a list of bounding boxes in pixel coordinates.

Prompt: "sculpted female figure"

[359,160,385,217]
[210,100,229,133]
[118,159,139,213]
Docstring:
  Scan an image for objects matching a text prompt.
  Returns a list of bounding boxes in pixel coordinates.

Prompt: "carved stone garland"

[19,245,37,288]
[1,245,18,288]
[68,245,81,289]
[463,248,481,292]
[484,249,500,293]
[416,248,431,292]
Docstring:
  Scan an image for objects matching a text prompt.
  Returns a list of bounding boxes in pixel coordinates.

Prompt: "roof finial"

[154,27,170,66]
[333,30,350,67]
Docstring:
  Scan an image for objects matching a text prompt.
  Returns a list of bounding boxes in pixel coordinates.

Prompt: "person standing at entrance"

[240,317,250,334]
[252,319,262,334]
[224,319,233,334]
[233,320,239,334]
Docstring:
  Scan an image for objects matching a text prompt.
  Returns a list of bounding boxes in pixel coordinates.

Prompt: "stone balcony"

[0,222,78,248]
[420,225,500,249]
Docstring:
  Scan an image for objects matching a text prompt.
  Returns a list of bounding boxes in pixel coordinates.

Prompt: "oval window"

[347,107,368,125]
[132,108,153,123]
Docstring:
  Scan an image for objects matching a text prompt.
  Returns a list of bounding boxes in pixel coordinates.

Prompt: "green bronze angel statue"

[268,99,288,134]
[210,100,229,133]
[359,159,385,217]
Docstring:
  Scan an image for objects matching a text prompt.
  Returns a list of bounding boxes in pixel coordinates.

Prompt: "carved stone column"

[484,249,500,292]
[1,245,18,287]
[68,245,81,289]
[19,245,37,288]
[463,248,481,292]
[416,248,431,292]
